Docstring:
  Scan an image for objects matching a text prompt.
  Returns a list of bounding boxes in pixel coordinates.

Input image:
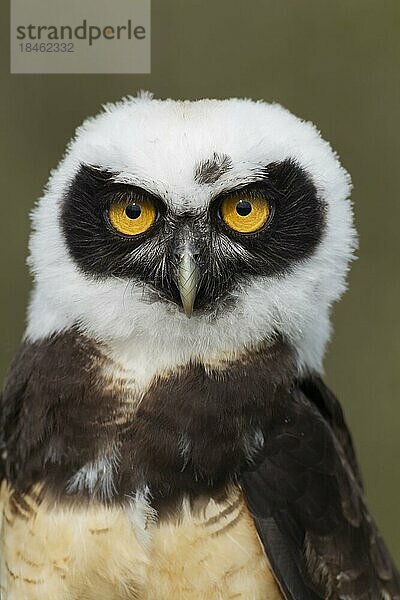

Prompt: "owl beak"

[176,252,201,318]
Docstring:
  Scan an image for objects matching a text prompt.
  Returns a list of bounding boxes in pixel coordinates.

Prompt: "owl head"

[27,93,356,383]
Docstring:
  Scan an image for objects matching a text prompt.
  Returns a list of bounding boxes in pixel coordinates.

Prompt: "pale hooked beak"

[176,252,201,318]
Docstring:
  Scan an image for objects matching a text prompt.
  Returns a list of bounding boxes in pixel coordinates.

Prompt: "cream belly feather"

[0,481,282,600]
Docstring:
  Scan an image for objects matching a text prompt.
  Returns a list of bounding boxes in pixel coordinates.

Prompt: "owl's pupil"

[125,203,141,219]
[236,200,252,216]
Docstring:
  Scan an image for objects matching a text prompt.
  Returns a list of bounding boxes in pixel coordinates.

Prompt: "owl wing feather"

[240,376,400,600]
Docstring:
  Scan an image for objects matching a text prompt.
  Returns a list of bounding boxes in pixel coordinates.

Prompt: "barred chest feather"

[0,329,292,598]
[0,481,282,599]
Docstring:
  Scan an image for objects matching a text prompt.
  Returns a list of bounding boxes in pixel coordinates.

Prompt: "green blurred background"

[1,0,399,560]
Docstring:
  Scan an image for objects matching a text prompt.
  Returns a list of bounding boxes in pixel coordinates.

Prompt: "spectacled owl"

[1,93,399,599]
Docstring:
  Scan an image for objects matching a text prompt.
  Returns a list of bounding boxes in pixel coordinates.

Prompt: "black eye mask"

[61,159,326,313]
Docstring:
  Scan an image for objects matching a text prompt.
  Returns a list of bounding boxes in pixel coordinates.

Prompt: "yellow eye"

[220,193,270,233]
[108,197,157,236]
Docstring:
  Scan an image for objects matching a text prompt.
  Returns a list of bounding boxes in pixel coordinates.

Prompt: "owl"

[1,93,399,599]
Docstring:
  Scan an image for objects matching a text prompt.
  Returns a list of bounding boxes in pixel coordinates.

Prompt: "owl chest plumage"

[0,482,281,599]
[0,330,292,599]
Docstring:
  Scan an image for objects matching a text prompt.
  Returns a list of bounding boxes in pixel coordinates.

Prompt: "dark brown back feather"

[241,376,400,599]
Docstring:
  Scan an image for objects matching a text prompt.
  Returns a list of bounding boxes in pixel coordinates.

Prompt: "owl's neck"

[3,328,297,512]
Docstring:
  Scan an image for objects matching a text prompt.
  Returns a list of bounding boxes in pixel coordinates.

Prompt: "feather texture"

[0,483,280,599]
[241,378,400,599]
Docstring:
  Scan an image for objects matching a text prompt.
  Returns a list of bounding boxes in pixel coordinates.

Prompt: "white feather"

[26,94,356,385]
